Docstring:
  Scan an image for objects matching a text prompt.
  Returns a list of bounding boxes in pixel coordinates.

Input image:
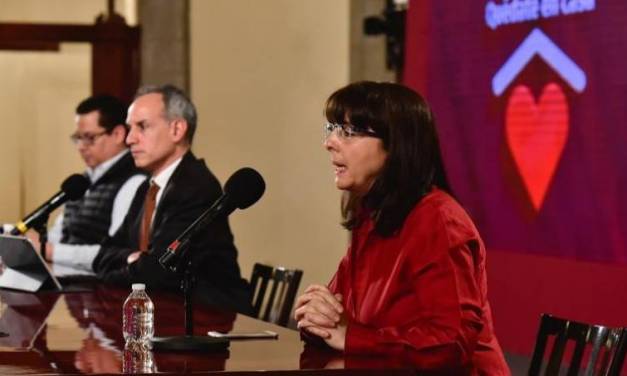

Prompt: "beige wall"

[0,45,90,222]
[190,0,351,292]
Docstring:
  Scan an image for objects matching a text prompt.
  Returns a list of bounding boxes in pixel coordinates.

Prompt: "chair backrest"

[250,263,274,318]
[529,314,627,376]
[249,263,303,327]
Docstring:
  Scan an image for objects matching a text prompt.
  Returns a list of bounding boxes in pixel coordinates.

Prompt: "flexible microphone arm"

[158,167,265,273]
[12,192,64,234]
[158,195,231,272]
[10,174,90,235]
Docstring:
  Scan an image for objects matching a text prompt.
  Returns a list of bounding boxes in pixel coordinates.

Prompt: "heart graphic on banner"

[505,83,569,211]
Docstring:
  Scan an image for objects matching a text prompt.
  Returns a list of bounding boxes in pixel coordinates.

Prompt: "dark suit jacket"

[92,151,251,313]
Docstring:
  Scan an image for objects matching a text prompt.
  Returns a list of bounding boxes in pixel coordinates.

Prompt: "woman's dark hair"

[325,81,450,237]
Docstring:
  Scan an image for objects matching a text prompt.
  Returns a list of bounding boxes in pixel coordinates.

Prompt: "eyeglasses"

[323,122,379,141]
[70,130,109,146]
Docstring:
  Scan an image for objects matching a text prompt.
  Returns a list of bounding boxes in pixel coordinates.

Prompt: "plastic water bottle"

[123,283,154,345]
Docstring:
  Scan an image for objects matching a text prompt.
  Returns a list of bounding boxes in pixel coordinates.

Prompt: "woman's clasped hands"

[294,284,347,351]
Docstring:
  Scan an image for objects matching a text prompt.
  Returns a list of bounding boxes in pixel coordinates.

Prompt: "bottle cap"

[131,283,146,291]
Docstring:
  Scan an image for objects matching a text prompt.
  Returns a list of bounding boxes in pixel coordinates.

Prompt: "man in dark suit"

[92,85,250,313]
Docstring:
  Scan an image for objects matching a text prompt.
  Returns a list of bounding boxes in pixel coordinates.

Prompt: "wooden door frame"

[0,13,140,103]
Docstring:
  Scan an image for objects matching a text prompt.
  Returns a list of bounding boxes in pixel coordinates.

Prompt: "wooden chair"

[249,263,303,327]
[529,314,627,376]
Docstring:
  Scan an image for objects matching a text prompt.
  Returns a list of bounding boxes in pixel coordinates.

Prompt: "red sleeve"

[328,252,349,295]
[343,208,486,370]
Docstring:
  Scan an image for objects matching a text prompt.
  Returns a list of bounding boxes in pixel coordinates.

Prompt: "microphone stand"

[151,240,229,352]
[183,260,194,336]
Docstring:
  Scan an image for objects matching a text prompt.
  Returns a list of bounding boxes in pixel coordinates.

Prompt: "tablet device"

[0,234,62,292]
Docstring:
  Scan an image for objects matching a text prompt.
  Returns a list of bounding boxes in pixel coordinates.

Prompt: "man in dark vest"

[92,85,251,313]
[39,95,146,272]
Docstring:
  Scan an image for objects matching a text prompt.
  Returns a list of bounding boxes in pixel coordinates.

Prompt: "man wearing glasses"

[41,95,145,273]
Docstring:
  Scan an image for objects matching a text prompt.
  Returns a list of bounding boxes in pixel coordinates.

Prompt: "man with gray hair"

[93,85,251,313]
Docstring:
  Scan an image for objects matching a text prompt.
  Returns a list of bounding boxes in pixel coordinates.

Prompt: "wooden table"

[0,286,420,375]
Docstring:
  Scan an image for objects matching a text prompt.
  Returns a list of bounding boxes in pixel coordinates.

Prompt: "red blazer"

[328,188,510,375]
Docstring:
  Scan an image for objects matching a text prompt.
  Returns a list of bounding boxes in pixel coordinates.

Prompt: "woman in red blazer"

[294,81,510,375]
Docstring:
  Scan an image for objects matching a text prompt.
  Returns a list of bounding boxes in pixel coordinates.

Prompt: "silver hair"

[135,84,197,144]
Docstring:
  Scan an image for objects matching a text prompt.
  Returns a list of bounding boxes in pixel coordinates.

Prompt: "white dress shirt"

[149,155,184,218]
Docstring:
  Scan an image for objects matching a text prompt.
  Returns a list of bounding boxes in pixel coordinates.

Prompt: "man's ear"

[170,119,189,143]
[112,124,128,144]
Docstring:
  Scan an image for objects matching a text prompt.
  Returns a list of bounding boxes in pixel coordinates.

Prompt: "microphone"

[10,174,90,235]
[159,167,265,271]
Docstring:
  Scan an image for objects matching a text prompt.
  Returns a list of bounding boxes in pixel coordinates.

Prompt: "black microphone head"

[61,174,90,200]
[224,168,265,210]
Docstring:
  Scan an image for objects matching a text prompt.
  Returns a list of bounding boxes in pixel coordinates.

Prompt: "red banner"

[404,0,627,264]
